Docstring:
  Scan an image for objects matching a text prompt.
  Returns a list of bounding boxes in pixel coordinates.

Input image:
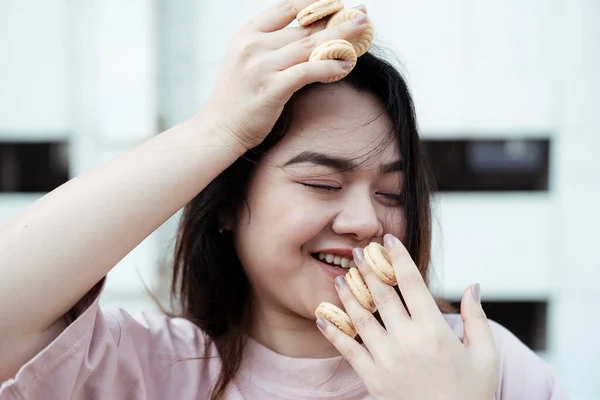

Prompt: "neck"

[248,297,341,359]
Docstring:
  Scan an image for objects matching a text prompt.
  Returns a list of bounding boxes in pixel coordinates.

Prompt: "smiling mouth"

[311,253,356,270]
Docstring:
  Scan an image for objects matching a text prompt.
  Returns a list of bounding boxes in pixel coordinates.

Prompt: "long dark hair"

[168,50,454,399]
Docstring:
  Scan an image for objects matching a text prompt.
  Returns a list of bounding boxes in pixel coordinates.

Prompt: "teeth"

[316,252,355,269]
[341,258,349,269]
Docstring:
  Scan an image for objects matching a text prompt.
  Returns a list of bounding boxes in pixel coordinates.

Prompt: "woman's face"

[232,84,405,324]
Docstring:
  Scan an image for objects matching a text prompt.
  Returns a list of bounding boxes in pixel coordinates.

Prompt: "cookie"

[308,39,357,82]
[363,242,396,286]
[315,302,357,337]
[326,8,373,56]
[345,267,376,313]
[296,0,344,27]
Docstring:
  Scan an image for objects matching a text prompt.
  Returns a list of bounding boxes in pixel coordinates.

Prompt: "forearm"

[0,113,244,337]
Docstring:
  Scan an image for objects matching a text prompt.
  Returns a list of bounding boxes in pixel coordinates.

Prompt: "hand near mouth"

[316,234,500,400]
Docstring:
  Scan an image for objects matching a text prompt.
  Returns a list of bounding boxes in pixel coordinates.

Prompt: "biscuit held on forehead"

[326,8,374,56]
[296,0,344,27]
[308,39,357,82]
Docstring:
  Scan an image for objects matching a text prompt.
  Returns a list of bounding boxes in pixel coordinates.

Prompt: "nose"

[331,192,383,241]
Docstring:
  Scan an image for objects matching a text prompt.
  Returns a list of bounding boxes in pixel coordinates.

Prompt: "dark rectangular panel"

[0,142,69,193]
[450,299,548,351]
[422,139,550,192]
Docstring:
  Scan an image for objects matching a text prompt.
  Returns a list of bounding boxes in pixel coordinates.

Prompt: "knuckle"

[298,35,317,52]
[352,313,372,332]
[398,270,423,288]
[344,346,358,363]
[294,67,310,83]
[239,40,261,61]
[278,0,294,14]
[374,288,397,306]
[299,25,313,40]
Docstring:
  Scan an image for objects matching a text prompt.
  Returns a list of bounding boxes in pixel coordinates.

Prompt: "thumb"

[460,283,495,352]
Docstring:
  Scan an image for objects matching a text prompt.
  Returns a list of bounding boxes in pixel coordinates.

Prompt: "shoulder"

[443,313,569,399]
[0,281,218,400]
[104,307,213,359]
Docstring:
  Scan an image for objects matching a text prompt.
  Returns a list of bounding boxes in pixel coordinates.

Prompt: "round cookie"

[364,242,396,286]
[296,0,344,27]
[315,302,357,337]
[345,267,376,313]
[326,8,374,56]
[308,39,357,82]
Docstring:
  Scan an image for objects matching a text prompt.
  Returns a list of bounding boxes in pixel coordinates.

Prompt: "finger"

[271,12,370,70]
[265,5,367,49]
[334,275,388,357]
[316,317,374,376]
[353,247,409,333]
[274,59,353,96]
[250,0,319,32]
[264,19,327,50]
[383,234,443,321]
[461,284,497,355]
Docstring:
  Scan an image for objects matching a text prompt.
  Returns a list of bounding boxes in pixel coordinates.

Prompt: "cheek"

[382,207,405,238]
[232,184,328,276]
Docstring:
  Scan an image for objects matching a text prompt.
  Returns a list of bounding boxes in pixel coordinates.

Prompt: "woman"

[0,1,566,399]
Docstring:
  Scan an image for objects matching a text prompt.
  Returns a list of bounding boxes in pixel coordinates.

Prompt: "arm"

[0,114,244,363]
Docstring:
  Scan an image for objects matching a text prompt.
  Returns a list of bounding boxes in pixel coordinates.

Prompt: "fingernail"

[316,318,328,330]
[471,283,481,303]
[353,13,368,25]
[352,247,364,262]
[383,234,396,248]
[356,4,367,13]
[335,275,346,288]
[340,60,354,71]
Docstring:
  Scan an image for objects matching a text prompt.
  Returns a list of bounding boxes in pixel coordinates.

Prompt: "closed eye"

[302,183,340,191]
[303,184,403,204]
[377,192,404,205]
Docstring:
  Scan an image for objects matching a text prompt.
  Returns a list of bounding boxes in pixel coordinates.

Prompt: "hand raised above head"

[201,0,372,152]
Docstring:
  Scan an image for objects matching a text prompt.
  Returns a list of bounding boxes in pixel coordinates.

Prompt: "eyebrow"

[282,151,403,174]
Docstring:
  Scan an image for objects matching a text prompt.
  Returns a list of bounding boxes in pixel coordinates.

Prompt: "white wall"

[0,0,68,136]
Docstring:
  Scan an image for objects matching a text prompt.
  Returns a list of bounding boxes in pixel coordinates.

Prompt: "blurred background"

[0,0,598,398]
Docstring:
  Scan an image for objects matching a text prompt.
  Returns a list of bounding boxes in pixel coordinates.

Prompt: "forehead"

[269,85,399,165]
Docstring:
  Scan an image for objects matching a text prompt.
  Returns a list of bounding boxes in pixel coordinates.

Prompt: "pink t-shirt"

[0,279,569,399]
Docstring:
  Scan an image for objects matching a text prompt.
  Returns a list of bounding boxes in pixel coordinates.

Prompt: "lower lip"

[314,257,350,279]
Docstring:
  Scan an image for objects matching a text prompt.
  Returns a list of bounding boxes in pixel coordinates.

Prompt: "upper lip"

[313,248,355,259]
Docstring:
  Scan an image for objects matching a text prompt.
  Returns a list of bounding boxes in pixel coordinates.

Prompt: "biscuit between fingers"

[364,242,396,286]
[308,39,357,82]
[315,302,357,337]
[345,267,376,313]
[326,8,374,56]
[296,0,344,27]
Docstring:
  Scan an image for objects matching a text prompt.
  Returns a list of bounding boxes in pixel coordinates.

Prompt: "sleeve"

[489,320,570,400]
[0,278,211,400]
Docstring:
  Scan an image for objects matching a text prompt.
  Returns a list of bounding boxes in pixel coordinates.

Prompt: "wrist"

[189,111,250,158]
